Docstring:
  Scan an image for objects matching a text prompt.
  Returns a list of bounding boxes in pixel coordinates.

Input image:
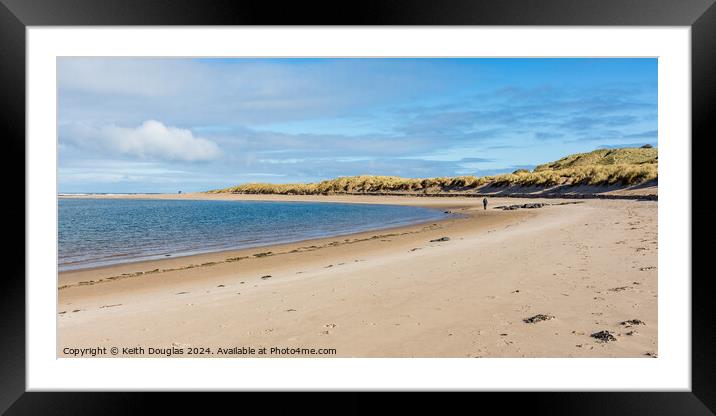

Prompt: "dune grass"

[208,147,658,195]
[534,147,657,171]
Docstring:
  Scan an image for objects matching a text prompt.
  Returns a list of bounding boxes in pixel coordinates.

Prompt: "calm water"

[58,198,446,271]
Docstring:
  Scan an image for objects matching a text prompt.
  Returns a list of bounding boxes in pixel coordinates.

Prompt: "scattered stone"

[72,309,81,313]
[498,203,545,211]
[620,319,645,326]
[591,330,616,342]
[226,256,249,262]
[608,286,631,292]
[511,290,520,293]
[260,275,272,280]
[285,309,297,312]
[644,351,658,357]
[523,314,554,324]
[430,237,451,242]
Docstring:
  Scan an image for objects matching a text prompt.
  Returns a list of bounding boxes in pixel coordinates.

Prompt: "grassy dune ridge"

[209,147,657,195]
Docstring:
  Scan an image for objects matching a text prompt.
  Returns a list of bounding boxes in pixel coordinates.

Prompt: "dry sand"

[58,194,657,358]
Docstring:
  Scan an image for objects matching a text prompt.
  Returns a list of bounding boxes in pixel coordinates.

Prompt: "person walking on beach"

[483,197,488,210]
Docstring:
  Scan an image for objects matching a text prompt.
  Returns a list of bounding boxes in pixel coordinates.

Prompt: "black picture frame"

[2,0,714,414]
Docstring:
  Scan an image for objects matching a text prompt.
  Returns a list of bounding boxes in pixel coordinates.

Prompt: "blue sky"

[58,58,657,193]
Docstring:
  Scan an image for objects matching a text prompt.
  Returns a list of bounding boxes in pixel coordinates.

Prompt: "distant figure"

[178,190,182,194]
[483,197,488,210]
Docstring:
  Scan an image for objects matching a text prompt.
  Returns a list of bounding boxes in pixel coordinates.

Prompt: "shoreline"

[58,194,657,358]
[59,202,452,273]
[58,212,459,285]
[58,193,497,288]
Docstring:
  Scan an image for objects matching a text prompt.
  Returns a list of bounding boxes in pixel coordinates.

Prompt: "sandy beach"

[58,193,657,358]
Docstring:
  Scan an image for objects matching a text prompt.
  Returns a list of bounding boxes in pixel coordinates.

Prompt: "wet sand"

[58,194,657,358]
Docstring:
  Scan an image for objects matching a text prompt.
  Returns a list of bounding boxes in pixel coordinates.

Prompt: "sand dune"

[58,194,657,358]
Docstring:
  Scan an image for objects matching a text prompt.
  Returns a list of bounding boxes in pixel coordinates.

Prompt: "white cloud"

[63,120,221,162]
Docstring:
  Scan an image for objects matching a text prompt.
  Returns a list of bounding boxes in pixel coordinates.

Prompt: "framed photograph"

[3,0,715,413]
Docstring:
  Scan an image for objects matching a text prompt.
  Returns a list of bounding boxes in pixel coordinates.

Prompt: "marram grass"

[209,147,657,195]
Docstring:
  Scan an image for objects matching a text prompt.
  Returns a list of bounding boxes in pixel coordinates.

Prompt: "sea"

[58,198,447,271]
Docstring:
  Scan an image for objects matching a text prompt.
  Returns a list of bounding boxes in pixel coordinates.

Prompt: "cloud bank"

[63,120,221,162]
